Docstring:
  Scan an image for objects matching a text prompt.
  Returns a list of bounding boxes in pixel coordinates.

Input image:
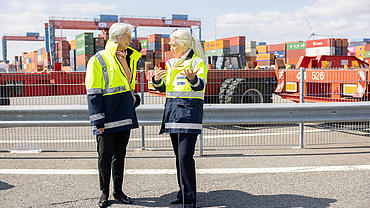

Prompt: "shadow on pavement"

[134,190,336,208]
[0,181,15,190]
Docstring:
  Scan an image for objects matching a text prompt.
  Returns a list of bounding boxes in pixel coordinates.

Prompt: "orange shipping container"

[220,36,245,47]
[256,45,268,53]
[356,45,365,52]
[70,40,76,50]
[204,40,230,50]
[257,53,274,60]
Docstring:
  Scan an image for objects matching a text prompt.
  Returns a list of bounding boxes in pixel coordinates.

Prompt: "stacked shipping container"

[286,41,306,66]
[75,32,94,71]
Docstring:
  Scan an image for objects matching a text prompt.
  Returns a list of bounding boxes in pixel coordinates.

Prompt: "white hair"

[109,23,133,41]
[171,30,205,61]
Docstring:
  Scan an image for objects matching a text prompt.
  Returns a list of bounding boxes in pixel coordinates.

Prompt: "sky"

[1,0,369,62]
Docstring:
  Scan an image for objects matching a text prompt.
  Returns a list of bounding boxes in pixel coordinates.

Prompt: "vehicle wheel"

[225,78,266,104]
[218,78,234,103]
[0,86,10,106]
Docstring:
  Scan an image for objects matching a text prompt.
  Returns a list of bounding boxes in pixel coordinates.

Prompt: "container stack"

[221,36,246,66]
[204,40,230,57]
[286,41,306,66]
[306,38,335,56]
[75,32,94,71]
[94,37,105,53]
[268,43,286,64]
[146,34,165,69]
[56,40,70,66]
[256,43,273,67]
[365,44,370,64]
[161,37,171,62]
[245,41,256,68]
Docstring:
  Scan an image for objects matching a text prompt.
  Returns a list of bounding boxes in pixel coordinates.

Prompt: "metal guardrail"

[1,103,370,154]
[1,103,370,127]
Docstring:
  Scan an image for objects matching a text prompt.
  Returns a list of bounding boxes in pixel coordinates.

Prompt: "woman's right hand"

[153,67,166,82]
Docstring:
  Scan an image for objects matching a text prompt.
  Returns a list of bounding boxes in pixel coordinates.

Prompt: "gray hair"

[171,30,205,61]
[109,23,133,40]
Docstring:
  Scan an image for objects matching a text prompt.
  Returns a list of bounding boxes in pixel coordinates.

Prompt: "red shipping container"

[364,58,370,64]
[220,36,245,47]
[148,34,162,43]
[268,43,285,52]
[341,39,348,47]
[75,54,93,66]
[365,44,370,51]
[306,38,334,48]
[286,49,305,58]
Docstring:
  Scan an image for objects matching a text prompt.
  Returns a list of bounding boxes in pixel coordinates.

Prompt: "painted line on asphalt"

[0,129,330,144]
[1,165,370,175]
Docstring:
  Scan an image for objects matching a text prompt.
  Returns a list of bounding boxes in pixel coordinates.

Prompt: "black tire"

[225,78,269,104]
[0,85,10,106]
[218,78,235,104]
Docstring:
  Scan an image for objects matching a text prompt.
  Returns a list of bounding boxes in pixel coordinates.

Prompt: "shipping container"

[256,45,268,53]
[306,46,334,56]
[204,48,230,56]
[286,49,305,58]
[286,57,301,65]
[245,41,256,49]
[268,43,285,52]
[257,42,266,45]
[306,38,335,48]
[76,44,94,55]
[76,33,94,45]
[220,36,245,47]
[70,40,76,50]
[256,53,274,60]
[140,40,148,49]
[26,32,39,37]
[148,34,162,43]
[94,37,105,47]
[204,40,230,50]
[70,50,76,71]
[229,46,245,55]
[365,51,370,58]
[172,14,188,20]
[99,14,119,22]
[148,42,161,51]
[286,42,306,50]
[356,45,365,52]
[269,50,286,59]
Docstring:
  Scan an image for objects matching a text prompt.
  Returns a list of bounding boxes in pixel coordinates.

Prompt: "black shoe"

[98,193,109,208]
[170,198,183,204]
[113,192,132,204]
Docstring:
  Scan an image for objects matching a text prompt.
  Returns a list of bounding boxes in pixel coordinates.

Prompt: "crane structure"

[2,34,66,62]
[47,14,201,68]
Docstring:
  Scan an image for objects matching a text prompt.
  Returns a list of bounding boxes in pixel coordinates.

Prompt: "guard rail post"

[299,68,305,148]
[199,128,204,156]
[140,69,145,150]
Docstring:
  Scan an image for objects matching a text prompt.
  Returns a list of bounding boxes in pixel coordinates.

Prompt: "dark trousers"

[170,133,198,205]
[97,130,130,195]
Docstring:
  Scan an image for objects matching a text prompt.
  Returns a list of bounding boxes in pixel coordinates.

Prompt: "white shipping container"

[245,41,256,49]
[306,46,335,56]
[245,49,257,57]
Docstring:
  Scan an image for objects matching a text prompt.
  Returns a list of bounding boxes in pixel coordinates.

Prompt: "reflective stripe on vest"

[87,88,103,95]
[165,122,202,130]
[95,53,109,91]
[92,118,133,130]
[89,113,105,121]
[166,91,204,99]
[95,52,128,95]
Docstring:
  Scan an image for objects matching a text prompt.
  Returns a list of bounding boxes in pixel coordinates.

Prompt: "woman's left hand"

[181,68,201,81]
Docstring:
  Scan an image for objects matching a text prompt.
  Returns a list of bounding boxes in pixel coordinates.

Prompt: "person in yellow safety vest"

[152,30,208,208]
[85,23,141,208]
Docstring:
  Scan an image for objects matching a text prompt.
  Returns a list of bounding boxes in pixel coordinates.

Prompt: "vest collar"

[105,39,141,60]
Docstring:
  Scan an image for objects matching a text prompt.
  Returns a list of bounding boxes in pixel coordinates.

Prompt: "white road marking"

[1,165,370,175]
[0,129,330,144]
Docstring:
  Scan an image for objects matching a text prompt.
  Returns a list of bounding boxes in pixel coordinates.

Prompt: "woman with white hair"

[152,30,208,208]
[85,22,142,208]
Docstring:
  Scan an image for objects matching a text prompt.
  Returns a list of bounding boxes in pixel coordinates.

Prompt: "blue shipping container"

[172,14,188,20]
[76,65,86,72]
[26,32,39,37]
[257,42,266,45]
[148,42,161,51]
[230,46,246,55]
[269,50,285,58]
[99,14,118,22]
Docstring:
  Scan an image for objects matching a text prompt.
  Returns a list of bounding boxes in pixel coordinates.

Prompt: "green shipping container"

[365,51,370,58]
[286,42,306,50]
[76,44,95,55]
[76,33,94,46]
[205,48,230,56]
[140,40,148,49]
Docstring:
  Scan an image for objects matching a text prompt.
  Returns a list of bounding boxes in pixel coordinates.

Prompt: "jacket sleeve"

[85,55,105,129]
[152,76,166,92]
[188,58,208,91]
